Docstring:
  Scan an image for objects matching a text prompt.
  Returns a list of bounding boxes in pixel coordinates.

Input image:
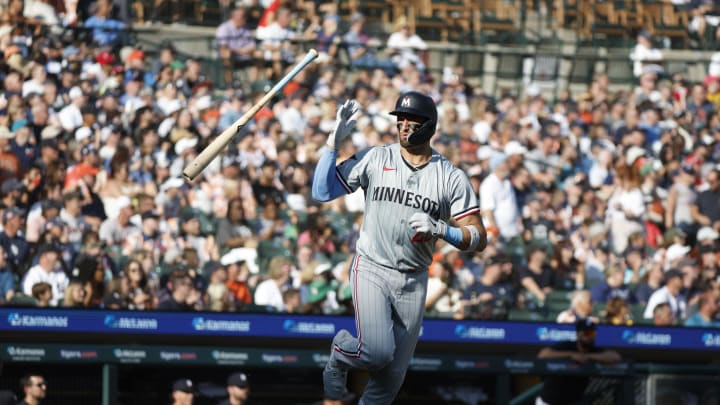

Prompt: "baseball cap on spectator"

[504,140,527,156]
[172,379,193,393]
[227,372,249,388]
[314,262,333,276]
[625,146,646,166]
[40,138,58,150]
[195,95,212,112]
[697,227,719,243]
[1,179,23,194]
[699,244,717,255]
[160,177,184,192]
[664,269,683,284]
[116,196,133,211]
[350,11,365,23]
[665,244,691,263]
[489,153,508,171]
[37,243,60,257]
[141,210,160,220]
[163,99,183,116]
[44,217,66,231]
[63,46,80,59]
[307,279,334,303]
[41,125,62,140]
[69,86,83,100]
[127,49,145,63]
[664,227,686,244]
[2,206,25,223]
[175,137,198,155]
[476,145,493,161]
[96,51,115,65]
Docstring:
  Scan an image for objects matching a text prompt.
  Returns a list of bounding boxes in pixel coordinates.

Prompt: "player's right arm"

[312,99,364,203]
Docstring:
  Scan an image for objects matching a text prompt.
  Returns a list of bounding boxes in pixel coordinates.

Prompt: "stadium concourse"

[0,0,719,403]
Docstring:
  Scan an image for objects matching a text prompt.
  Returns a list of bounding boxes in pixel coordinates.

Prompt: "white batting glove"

[326,100,360,150]
[409,212,447,238]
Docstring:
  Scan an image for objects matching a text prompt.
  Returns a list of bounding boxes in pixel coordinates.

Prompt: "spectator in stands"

[342,12,395,75]
[22,245,67,307]
[18,373,47,405]
[0,245,15,304]
[255,6,297,80]
[537,319,621,405]
[644,269,687,320]
[685,289,720,327]
[591,265,635,305]
[158,270,200,311]
[629,30,664,78]
[480,153,521,245]
[303,13,341,64]
[170,378,194,405]
[519,244,555,305]
[387,15,428,73]
[665,164,697,236]
[222,249,253,309]
[652,302,676,326]
[296,213,336,260]
[0,207,29,275]
[61,280,87,308]
[216,7,258,86]
[254,256,292,312]
[0,126,21,184]
[425,260,462,319]
[691,168,720,232]
[31,282,52,307]
[689,0,720,45]
[556,290,595,324]
[635,262,664,305]
[604,297,633,325]
[218,371,251,405]
[217,198,256,255]
[461,255,515,320]
[84,0,126,46]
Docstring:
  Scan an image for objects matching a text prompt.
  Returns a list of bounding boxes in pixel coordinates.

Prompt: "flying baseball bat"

[182,48,319,181]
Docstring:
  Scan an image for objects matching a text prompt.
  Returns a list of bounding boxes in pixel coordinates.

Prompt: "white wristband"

[464,225,480,251]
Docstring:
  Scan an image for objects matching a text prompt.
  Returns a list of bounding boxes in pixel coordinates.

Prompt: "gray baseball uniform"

[329,142,479,404]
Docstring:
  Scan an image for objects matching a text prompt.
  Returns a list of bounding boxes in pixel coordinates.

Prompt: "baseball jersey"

[335,143,479,271]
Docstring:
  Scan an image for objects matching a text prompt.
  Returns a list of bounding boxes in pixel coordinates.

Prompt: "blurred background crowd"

[0,0,718,331]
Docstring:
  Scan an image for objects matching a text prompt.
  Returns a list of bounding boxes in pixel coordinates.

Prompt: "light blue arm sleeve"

[312,149,347,202]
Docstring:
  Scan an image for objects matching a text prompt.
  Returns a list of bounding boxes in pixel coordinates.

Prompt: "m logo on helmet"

[400,96,411,108]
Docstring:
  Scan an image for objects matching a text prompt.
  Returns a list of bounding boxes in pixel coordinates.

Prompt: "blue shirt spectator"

[84,0,126,46]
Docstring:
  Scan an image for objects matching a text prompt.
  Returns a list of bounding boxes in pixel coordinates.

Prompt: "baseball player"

[312,92,488,404]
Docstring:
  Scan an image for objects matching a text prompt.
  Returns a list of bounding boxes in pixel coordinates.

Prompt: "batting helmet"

[389,91,438,145]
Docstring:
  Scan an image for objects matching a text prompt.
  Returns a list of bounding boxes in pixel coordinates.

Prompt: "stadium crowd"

[0,0,718,330]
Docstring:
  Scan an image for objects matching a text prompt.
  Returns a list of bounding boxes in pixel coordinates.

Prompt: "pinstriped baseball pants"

[329,254,428,405]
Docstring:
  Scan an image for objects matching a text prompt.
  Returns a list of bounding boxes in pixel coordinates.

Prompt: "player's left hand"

[409,213,447,238]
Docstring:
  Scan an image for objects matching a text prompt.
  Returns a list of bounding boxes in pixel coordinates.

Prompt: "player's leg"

[359,271,428,405]
[324,256,396,398]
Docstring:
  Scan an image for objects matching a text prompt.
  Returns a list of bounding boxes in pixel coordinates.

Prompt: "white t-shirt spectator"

[643,286,687,319]
[253,279,284,312]
[630,43,663,77]
[479,173,521,238]
[57,103,83,132]
[22,264,69,306]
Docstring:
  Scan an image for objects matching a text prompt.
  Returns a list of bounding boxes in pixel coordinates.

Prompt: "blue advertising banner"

[0,308,718,351]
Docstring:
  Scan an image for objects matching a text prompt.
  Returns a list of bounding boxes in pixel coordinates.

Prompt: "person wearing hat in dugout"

[217,372,252,405]
[170,378,194,405]
[536,319,621,405]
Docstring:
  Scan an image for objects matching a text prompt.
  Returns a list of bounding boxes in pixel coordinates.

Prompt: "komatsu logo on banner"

[7,346,45,357]
[104,315,158,330]
[536,327,576,342]
[282,320,335,335]
[192,317,250,332]
[6,312,68,328]
[702,333,720,347]
[622,330,671,346]
[454,325,506,340]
